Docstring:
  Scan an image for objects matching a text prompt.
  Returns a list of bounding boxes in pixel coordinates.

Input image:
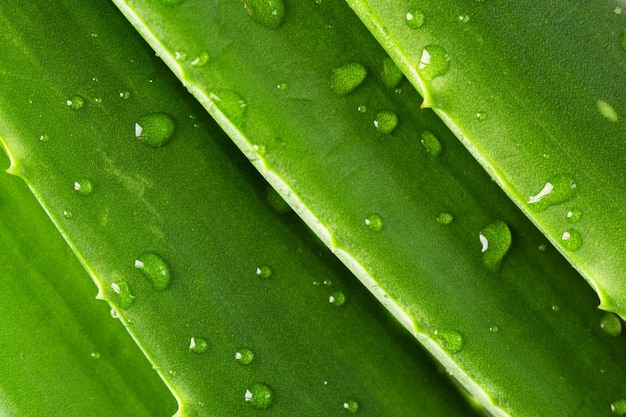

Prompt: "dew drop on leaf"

[600,313,622,337]
[420,130,442,156]
[191,51,210,67]
[436,212,454,225]
[566,208,582,224]
[39,134,49,142]
[560,228,582,251]
[612,399,626,415]
[418,45,451,81]
[329,290,346,307]
[134,112,176,147]
[405,8,426,29]
[478,220,512,271]
[256,264,272,279]
[598,100,618,122]
[119,90,131,99]
[244,383,274,409]
[343,399,360,413]
[63,209,73,219]
[74,178,94,196]
[235,348,255,365]
[527,175,577,211]
[373,111,398,133]
[67,95,85,110]
[134,252,171,291]
[434,330,464,353]
[111,280,135,309]
[475,111,488,121]
[380,57,403,89]
[365,213,384,231]
[330,62,367,95]
[243,0,285,29]
[189,337,209,353]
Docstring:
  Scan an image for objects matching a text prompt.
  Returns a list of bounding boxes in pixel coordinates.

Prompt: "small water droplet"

[134,112,176,148]
[598,100,618,122]
[357,105,367,113]
[566,208,582,223]
[63,209,73,219]
[235,348,255,365]
[560,228,582,251]
[475,111,488,121]
[243,0,285,29]
[175,50,188,61]
[330,63,367,95]
[111,280,135,309]
[189,337,209,353]
[256,264,272,279]
[478,220,512,271]
[600,312,622,337]
[436,212,454,225]
[373,111,398,133]
[244,383,274,409]
[323,279,332,286]
[74,178,94,196]
[405,8,426,29]
[538,243,547,252]
[420,130,442,156]
[380,57,403,89]
[110,308,120,319]
[210,90,247,127]
[434,330,464,353]
[551,304,560,312]
[90,351,100,359]
[276,82,288,91]
[119,90,131,99]
[39,134,49,142]
[458,14,470,23]
[343,399,360,413]
[134,252,171,291]
[527,175,577,211]
[191,51,210,67]
[365,213,384,231]
[67,95,85,110]
[489,325,499,333]
[418,45,451,81]
[329,291,346,307]
[612,399,626,415]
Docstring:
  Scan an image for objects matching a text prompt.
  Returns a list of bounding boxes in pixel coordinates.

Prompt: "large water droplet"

[380,58,403,89]
[245,383,274,409]
[329,291,346,307]
[189,337,209,353]
[560,228,582,251]
[67,95,85,110]
[373,111,398,133]
[566,208,582,224]
[600,312,622,337]
[210,90,247,127]
[343,399,360,413]
[256,264,273,279]
[365,213,384,231]
[135,112,176,148]
[111,280,135,309]
[134,252,171,291]
[420,130,442,156]
[405,8,426,29]
[479,220,512,271]
[235,348,255,365]
[434,330,464,353]
[243,0,285,29]
[527,175,577,211]
[418,45,451,81]
[330,63,367,95]
[612,399,626,415]
[74,178,94,196]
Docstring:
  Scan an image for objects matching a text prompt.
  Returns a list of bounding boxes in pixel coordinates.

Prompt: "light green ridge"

[345,0,626,318]
[0,151,175,417]
[111,0,626,416]
[0,1,481,416]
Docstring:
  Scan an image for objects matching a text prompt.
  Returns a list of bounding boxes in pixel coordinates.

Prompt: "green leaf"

[344,0,626,317]
[0,1,481,415]
[109,1,626,416]
[0,152,176,416]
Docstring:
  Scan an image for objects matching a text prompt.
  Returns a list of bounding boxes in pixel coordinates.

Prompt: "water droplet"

[189,337,209,353]
[276,82,288,91]
[420,130,442,156]
[160,0,184,6]
[612,399,626,415]
[560,228,582,251]
[598,100,618,122]
[134,252,171,291]
[434,330,464,353]
[74,178,94,196]
[373,111,398,133]
[323,279,332,286]
[244,383,274,409]
[119,90,131,99]
[566,208,582,223]
[91,351,100,359]
[267,187,291,213]
[134,112,176,148]
[63,209,73,219]
[39,134,49,142]
[343,399,360,413]
[365,213,384,231]
[458,14,470,23]
[436,212,454,225]
[330,63,367,95]
[380,58,403,89]
[489,325,499,333]
[243,0,285,29]
[475,111,488,121]
[256,264,272,279]
[67,95,85,110]
[527,175,577,211]
[111,280,135,309]
[538,243,547,252]
[329,291,346,307]
[620,30,626,53]
[210,90,247,127]
[110,308,120,319]
[551,304,560,312]
[357,105,367,113]
[175,50,188,61]
[405,8,426,29]
[418,45,451,81]
[600,312,622,337]
[235,348,255,365]
[478,220,512,271]
[191,51,210,67]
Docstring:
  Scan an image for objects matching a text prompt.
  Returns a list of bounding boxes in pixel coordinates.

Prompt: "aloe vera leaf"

[0,1,482,416]
[111,1,626,416]
[344,0,626,318]
[0,151,176,416]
